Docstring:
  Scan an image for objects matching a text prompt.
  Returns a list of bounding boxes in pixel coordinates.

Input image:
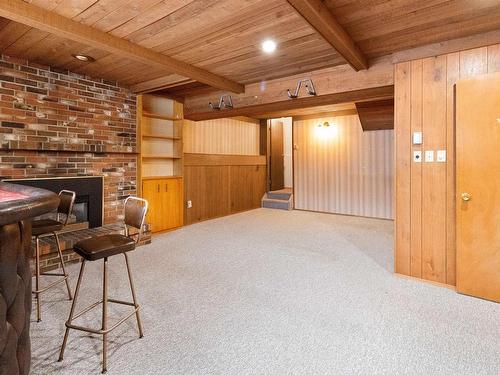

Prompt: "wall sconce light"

[287,78,316,99]
[209,94,233,110]
[315,121,338,139]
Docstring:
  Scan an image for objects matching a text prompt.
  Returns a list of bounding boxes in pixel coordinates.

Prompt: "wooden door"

[163,178,183,229]
[142,179,161,232]
[456,72,500,302]
[270,120,284,191]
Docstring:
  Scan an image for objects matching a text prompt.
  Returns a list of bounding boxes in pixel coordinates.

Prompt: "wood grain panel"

[394,61,411,275]
[293,115,394,220]
[421,55,447,283]
[184,155,266,225]
[183,117,260,155]
[184,154,266,166]
[355,99,394,131]
[394,42,500,286]
[409,60,423,278]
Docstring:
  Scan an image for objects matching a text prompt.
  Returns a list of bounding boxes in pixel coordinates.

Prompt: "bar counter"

[0,182,59,375]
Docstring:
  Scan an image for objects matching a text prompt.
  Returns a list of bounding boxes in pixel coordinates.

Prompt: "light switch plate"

[437,150,446,162]
[413,151,422,163]
[425,150,434,162]
[413,132,423,145]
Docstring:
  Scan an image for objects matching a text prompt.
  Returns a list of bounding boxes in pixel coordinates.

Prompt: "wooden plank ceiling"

[0,0,499,94]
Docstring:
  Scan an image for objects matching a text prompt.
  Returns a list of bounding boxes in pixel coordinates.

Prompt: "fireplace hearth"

[5,176,103,228]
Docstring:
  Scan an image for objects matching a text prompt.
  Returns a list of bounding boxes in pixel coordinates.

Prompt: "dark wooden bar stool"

[32,189,76,322]
[58,196,148,374]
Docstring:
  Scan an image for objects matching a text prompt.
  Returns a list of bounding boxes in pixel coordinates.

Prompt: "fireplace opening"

[4,177,103,228]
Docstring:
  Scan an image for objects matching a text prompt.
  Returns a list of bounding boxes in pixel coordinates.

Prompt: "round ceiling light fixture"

[261,39,277,54]
[72,54,95,62]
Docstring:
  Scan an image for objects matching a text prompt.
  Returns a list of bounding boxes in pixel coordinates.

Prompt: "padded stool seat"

[73,234,136,261]
[32,219,64,236]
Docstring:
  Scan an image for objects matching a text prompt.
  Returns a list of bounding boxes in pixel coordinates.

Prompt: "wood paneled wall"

[184,154,266,224]
[395,44,500,285]
[183,117,260,155]
[293,115,394,219]
[183,117,264,224]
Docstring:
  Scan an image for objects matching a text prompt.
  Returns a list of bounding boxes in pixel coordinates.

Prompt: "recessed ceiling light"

[261,39,277,54]
[72,54,95,62]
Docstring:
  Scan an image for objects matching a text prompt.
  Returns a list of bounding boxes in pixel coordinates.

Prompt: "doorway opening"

[262,117,294,210]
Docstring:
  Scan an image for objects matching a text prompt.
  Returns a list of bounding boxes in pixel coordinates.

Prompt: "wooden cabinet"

[137,94,184,233]
[142,177,183,233]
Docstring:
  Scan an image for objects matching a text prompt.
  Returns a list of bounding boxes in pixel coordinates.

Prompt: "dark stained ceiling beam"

[0,0,245,93]
[286,0,368,71]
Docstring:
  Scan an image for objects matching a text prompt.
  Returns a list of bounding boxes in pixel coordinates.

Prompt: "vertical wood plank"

[459,47,488,78]
[409,60,423,278]
[445,52,460,285]
[421,56,447,283]
[394,62,412,276]
[487,44,500,73]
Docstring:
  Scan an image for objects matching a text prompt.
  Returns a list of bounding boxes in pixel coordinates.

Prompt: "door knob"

[461,192,471,201]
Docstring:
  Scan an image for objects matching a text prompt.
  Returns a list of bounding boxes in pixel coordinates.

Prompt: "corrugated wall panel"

[184,118,260,155]
[293,115,394,219]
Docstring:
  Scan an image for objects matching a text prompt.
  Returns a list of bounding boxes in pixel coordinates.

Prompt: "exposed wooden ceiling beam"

[355,99,394,131]
[0,0,245,93]
[131,75,195,94]
[185,86,393,121]
[292,108,358,121]
[286,0,368,71]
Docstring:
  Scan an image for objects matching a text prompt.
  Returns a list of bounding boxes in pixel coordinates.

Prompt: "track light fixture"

[209,94,234,110]
[287,79,317,99]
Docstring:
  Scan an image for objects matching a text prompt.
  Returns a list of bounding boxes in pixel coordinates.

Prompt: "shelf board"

[142,111,182,121]
[142,154,182,160]
[142,175,183,180]
[142,133,181,140]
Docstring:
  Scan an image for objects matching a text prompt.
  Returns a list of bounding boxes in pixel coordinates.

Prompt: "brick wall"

[0,55,138,224]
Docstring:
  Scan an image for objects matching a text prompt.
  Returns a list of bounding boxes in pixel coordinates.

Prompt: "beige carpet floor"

[30,208,500,374]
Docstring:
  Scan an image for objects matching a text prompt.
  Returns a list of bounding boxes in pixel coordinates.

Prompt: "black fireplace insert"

[5,177,103,228]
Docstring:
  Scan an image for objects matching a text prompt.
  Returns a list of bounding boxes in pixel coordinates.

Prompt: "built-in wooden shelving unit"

[137,94,184,232]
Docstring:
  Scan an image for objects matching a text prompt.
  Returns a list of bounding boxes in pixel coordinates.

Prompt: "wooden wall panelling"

[230,165,267,213]
[394,62,411,275]
[409,60,422,278]
[445,53,459,285]
[394,43,500,286]
[421,55,447,283]
[183,154,266,225]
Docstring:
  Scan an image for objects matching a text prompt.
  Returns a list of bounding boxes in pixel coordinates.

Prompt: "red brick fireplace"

[0,54,147,271]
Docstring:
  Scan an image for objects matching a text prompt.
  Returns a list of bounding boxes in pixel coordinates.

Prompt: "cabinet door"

[142,179,162,232]
[163,178,183,229]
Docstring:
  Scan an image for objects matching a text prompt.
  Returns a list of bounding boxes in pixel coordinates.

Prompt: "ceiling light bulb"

[72,54,94,62]
[262,39,277,54]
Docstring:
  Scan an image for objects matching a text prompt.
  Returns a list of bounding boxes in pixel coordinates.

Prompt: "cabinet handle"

[157,184,160,193]
[165,183,168,192]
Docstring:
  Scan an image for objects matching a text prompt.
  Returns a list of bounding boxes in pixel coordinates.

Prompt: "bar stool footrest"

[32,275,69,294]
[65,298,140,335]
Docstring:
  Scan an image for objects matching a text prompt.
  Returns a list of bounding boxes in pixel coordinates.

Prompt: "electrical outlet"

[187,200,192,208]
[437,150,446,162]
[413,151,422,163]
[425,150,434,162]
